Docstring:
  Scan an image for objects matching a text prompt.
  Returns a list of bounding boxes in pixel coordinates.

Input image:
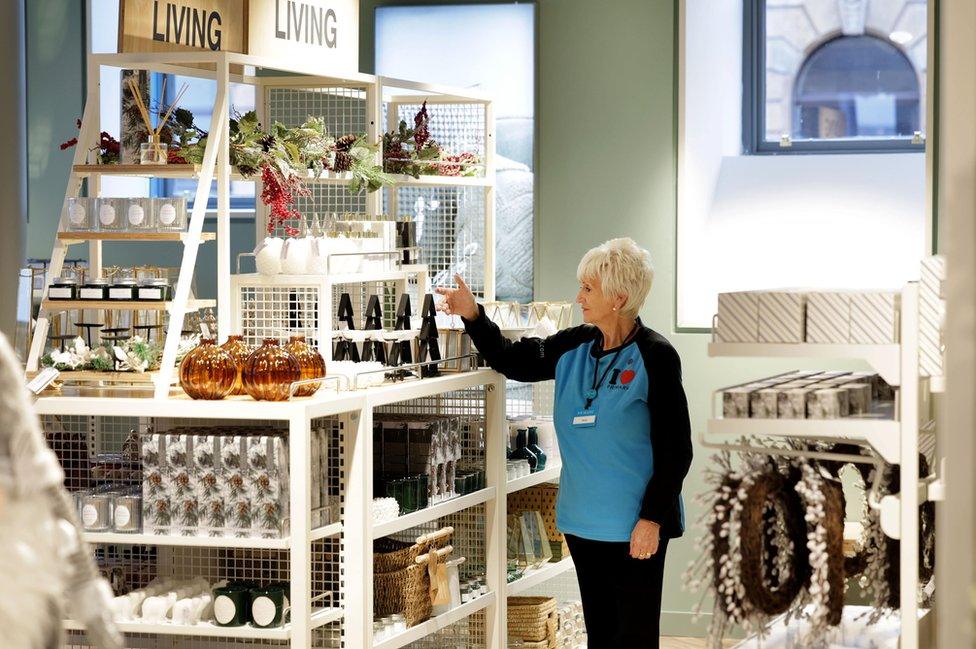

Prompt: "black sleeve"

[462,305,589,383]
[639,341,693,533]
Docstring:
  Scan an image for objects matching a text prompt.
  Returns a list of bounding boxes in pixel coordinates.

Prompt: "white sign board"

[248,0,359,73]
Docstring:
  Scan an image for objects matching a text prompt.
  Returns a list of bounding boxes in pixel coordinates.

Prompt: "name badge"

[573,408,597,427]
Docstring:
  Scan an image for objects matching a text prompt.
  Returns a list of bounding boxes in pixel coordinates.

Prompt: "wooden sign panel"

[119,0,249,55]
[247,0,359,74]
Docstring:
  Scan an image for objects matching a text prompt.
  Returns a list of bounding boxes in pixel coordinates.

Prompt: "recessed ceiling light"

[889,31,913,44]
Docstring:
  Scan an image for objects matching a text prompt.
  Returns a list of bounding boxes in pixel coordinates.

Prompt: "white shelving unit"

[704,282,937,649]
[39,368,513,649]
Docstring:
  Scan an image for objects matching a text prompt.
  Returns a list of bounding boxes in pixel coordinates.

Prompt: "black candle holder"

[74,322,104,349]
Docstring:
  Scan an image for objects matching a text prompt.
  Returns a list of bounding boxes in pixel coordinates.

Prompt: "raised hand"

[434,274,479,321]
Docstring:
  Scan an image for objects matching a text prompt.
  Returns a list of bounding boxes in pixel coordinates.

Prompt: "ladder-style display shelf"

[705,282,938,649]
[27,50,496,399]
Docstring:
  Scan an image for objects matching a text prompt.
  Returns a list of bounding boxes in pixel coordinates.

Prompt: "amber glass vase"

[221,335,252,396]
[284,335,326,397]
[179,338,237,400]
[242,339,301,401]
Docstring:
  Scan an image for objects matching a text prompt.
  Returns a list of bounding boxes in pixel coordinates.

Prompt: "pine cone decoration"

[335,134,357,152]
[334,151,353,172]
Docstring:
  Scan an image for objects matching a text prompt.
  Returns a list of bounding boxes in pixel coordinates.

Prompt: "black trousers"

[565,533,670,649]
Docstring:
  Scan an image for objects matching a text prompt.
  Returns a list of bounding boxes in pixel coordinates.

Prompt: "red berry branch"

[260,166,308,237]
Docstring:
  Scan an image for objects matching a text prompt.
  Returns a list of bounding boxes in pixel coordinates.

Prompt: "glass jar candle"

[49,277,79,300]
[78,278,110,301]
[125,197,154,230]
[108,277,138,301]
[65,197,91,231]
[155,197,187,232]
[81,492,113,532]
[95,198,123,230]
[112,491,141,533]
[137,277,172,301]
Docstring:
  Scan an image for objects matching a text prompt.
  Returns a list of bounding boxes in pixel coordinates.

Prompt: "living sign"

[119,0,248,55]
[274,0,338,48]
[119,0,359,73]
[248,0,359,72]
[152,1,225,50]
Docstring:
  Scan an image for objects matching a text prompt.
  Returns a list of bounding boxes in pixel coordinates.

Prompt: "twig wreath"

[738,466,810,615]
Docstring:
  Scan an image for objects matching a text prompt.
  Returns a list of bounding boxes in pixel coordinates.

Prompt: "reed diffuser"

[126,77,188,165]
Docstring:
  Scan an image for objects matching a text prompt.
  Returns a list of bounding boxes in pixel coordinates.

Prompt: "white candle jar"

[155,197,187,232]
[124,197,155,230]
[95,198,124,231]
[65,197,92,231]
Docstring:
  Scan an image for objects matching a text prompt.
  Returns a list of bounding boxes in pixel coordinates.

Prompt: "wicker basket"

[373,531,453,627]
[507,596,558,646]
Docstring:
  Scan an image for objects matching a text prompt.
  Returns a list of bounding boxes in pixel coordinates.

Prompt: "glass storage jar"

[124,197,154,230]
[95,198,124,230]
[137,277,172,301]
[49,276,79,300]
[155,197,187,232]
[78,278,110,301]
[65,197,92,231]
[108,277,138,301]
[139,135,168,165]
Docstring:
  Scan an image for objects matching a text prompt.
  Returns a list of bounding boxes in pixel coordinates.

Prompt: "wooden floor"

[662,638,737,649]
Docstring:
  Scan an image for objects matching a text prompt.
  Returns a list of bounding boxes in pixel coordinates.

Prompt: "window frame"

[742,0,926,155]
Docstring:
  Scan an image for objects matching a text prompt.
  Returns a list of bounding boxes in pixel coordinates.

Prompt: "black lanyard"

[584,323,639,409]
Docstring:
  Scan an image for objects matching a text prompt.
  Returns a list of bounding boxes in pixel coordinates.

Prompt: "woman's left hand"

[630,519,661,560]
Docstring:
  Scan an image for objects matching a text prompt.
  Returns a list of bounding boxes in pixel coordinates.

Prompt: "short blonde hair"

[576,237,654,318]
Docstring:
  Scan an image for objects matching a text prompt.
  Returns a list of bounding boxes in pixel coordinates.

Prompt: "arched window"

[792,35,920,140]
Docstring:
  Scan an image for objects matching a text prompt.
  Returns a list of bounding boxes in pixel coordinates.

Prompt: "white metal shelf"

[83,523,342,549]
[372,592,496,649]
[58,231,216,243]
[373,488,496,539]
[41,298,215,313]
[65,607,343,640]
[708,342,902,386]
[33,369,499,421]
[72,164,491,187]
[506,461,561,494]
[706,417,901,464]
[506,558,575,596]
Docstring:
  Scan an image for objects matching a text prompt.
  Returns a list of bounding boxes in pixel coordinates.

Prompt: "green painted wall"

[26,0,84,262]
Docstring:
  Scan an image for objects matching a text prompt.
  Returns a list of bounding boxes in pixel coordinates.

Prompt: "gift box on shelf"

[715,292,760,343]
[758,291,807,344]
[805,291,853,344]
[849,291,901,344]
[920,255,946,377]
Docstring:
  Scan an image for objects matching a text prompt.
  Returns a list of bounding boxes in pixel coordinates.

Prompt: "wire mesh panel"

[386,186,487,298]
[66,626,344,649]
[264,85,371,237]
[405,612,487,649]
[505,380,555,419]
[388,101,487,171]
[237,282,323,349]
[47,414,347,649]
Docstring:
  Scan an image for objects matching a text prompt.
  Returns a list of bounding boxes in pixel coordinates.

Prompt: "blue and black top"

[464,307,693,542]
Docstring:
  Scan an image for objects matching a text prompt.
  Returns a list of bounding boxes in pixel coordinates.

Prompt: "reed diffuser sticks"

[126,77,188,162]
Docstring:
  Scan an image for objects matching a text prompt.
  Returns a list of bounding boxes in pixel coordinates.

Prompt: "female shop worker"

[436,237,693,649]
